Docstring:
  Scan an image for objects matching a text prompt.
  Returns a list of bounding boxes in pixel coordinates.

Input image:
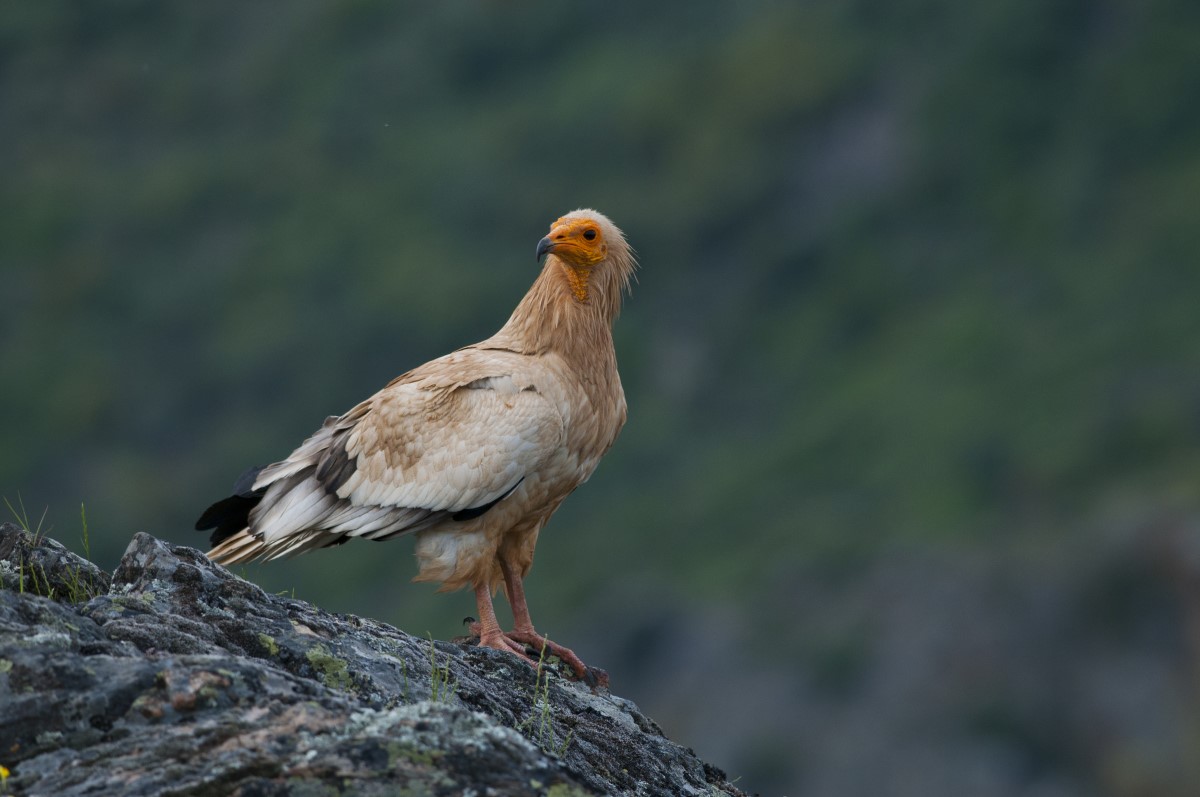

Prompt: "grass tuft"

[2,497,101,604]
[4,493,47,539]
[517,639,573,756]
[426,634,457,703]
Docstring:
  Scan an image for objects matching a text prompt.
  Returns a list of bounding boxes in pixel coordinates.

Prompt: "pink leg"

[472,582,535,661]
[499,558,607,687]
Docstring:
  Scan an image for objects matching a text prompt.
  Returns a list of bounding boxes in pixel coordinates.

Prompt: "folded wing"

[202,363,564,564]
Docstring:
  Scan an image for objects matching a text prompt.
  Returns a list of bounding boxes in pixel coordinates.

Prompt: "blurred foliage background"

[4,1,1200,795]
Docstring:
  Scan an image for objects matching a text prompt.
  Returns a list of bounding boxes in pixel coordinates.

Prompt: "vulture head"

[536,209,636,311]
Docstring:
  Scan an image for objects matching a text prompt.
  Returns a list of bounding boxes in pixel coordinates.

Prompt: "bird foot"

[463,618,608,688]
[476,629,540,664]
[465,618,538,665]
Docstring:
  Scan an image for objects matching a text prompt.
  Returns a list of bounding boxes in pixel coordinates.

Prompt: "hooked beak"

[536,236,555,262]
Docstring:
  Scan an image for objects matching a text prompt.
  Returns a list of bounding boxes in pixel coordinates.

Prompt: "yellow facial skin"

[539,217,608,303]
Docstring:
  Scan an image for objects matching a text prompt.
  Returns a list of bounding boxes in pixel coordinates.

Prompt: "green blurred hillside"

[4,2,1200,794]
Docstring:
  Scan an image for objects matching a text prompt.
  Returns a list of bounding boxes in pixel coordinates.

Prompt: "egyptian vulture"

[197,209,635,683]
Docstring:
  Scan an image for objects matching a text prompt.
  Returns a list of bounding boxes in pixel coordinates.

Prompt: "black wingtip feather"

[195,494,260,546]
[196,465,268,547]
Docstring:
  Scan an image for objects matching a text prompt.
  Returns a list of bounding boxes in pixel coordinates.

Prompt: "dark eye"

[583,229,597,241]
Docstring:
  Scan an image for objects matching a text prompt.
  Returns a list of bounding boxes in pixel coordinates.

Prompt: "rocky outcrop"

[0,523,745,796]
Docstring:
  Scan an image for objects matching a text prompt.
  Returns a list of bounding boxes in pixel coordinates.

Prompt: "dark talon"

[582,666,609,690]
[462,616,476,626]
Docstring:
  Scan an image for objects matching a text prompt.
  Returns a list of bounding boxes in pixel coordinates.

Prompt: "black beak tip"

[536,236,554,262]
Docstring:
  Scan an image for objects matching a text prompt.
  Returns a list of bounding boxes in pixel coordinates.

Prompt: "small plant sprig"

[21,559,54,599]
[59,502,97,604]
[426,634,457,703]
[517,639,573,756]
[79,502,91,561]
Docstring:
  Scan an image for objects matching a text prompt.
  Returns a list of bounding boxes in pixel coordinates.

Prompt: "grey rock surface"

[0,523,746,796]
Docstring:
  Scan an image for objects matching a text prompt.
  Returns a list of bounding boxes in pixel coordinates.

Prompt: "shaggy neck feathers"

[492,247,635,362]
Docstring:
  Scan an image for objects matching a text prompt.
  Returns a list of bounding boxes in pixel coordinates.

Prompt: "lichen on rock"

[0,523,746,796]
